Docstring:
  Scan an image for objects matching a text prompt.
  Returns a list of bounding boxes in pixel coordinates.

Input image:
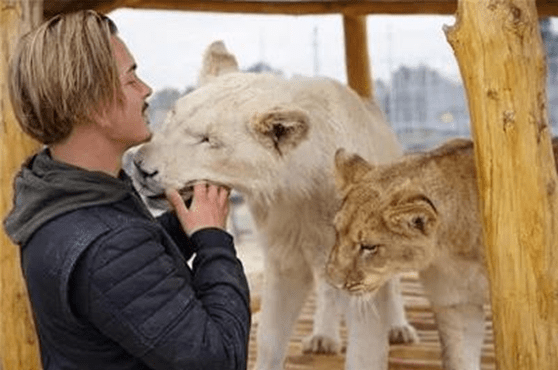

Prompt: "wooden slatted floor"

[246,273,495,370]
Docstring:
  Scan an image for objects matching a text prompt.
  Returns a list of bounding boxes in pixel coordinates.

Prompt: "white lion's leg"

[343,285,390,370]
[385,275,420,344]
[433,303,485,370]
[255,252,313,370]
[302,278,342,354]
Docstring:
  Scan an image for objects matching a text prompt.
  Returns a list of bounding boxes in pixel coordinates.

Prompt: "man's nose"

[139,77,152,98]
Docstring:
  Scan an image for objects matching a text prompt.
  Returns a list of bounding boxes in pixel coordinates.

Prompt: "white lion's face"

[132,73,313,207]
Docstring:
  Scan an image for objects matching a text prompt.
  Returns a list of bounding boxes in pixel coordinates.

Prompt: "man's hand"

[166,183,230,236]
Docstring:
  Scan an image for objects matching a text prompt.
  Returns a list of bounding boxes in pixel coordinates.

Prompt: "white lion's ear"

[334,149,375,192]
[197,41,239,86]
[250,107,310,156]
[384,193,438,236]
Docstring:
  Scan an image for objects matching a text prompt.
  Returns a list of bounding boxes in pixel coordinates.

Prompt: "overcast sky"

[108,9,557,93]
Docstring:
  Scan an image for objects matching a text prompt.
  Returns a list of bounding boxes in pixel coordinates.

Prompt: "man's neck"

[50,125,124,177]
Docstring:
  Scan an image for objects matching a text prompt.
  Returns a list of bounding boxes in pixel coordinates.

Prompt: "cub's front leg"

[342,282,391,370]
[385,276,420,344]
[420,262,488,370]
[432,304,485,370]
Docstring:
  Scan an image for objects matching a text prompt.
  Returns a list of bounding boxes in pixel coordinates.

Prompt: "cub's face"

[326,149,439,295]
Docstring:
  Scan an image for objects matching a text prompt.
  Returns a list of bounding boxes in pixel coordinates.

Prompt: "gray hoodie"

[4,149,142,245]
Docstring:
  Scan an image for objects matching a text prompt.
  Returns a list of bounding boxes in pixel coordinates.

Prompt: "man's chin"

[141,131,153,144]
[126,131,152,150]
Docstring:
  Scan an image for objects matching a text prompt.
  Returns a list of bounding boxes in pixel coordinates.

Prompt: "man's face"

[100,36,152,150]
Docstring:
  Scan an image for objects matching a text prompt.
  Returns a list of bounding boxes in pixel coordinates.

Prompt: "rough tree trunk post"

[445,0,558,368]
[343,14,373,99]
[0,0,43,369]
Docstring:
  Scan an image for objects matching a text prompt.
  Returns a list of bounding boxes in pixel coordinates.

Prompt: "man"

[4,10,250,370]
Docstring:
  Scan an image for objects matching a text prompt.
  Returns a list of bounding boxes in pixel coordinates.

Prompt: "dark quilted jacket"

[4,149,251,370]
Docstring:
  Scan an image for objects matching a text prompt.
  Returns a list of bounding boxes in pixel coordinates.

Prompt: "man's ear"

[334,149,375,192]
[89,103,111,129]
[197,40,239,86]
[384,193,438,236]
[249,107,310,156]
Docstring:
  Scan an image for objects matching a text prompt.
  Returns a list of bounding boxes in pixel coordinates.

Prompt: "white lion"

[132,41,417,370]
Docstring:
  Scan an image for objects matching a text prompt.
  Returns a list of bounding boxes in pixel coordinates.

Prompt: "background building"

[148,19,558,153]
[376,65,469,151]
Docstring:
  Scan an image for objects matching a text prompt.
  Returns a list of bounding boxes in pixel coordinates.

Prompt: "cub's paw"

[302,335,340,354]
[389,324,420,344]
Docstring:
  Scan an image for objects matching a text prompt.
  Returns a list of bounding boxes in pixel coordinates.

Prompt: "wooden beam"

[343,14,373,99]
[538,0,558,17]
[43,0,558,19]
[44,0,460,18]
[446,0,558,369]
[114,0,458,15]
[0,1,43,369]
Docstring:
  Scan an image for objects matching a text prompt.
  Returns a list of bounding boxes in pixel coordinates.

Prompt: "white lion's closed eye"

[198,134,223,149]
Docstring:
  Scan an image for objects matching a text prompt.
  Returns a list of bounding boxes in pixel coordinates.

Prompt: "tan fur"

[329,138,481,293]
[328,137,558,370]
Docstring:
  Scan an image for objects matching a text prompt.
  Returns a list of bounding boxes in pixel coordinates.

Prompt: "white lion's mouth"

[144,180,231,210]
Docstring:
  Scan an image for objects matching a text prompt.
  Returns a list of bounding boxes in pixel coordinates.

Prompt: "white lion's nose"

[134,160,158,179]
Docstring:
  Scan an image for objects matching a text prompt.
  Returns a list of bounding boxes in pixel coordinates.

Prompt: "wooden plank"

[43,0,558,18]
[445,0,558,369]
[343,14,373,99]
[112,0,458,15]
[247,274,496,370]
[45,0,459,18]
[0,1,43,369]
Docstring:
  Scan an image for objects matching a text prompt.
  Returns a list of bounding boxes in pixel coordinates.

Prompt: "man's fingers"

[193,183,208,200]
[165,188,188,217]
[218,186,230,208]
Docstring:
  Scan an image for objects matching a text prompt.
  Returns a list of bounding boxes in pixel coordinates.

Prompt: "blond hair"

[9,10,120,144]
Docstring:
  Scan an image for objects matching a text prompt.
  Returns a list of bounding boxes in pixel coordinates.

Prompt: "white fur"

[133,41,416,370]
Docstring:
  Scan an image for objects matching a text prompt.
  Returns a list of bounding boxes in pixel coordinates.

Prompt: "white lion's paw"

[389,323,420,344]
[301,335,340,354]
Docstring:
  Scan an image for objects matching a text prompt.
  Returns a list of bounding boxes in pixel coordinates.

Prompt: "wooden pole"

[343,14,373,99]
[445,0,558,369]
[0,0,43,369]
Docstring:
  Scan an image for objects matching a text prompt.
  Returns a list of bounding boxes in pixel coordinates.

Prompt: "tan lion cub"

[327,137,558,370]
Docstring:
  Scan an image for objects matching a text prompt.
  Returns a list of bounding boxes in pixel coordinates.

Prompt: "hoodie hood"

[4,149,135,246]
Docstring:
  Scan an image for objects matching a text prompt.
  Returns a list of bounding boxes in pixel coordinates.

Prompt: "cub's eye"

[199,135,210,144]
[360,244,381,254]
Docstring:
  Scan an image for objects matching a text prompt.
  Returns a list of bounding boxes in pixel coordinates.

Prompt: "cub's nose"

[133,160,158,179]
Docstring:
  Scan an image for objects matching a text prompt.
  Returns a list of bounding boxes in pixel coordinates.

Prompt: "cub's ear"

[198,40,239,86]
[334,149,375,191]
[250,107,310,156]
[384,194,438,236]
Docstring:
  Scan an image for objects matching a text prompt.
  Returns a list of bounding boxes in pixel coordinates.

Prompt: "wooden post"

[446,0,558,368]
[0,0,43,369]
[343,14,373,99]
